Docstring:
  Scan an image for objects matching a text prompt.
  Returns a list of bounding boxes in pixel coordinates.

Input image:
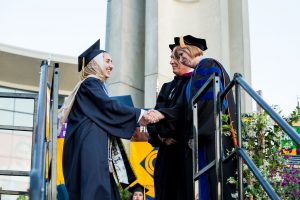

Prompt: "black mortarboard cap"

[128,182,149,194]
[169,44,177,51]
[174,35,207,51]
[78,39,106,72]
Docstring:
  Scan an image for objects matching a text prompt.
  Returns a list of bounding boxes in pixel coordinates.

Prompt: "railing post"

[235,74,243,200]
[31,95,38,169]
[217,86,224,200]
[214,77,222,200]
[192,101,198,199]
[50,63,59,199]
[30,60,48,200]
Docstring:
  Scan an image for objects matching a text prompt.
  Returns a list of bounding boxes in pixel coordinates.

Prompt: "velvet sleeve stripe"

[186,79,191,102]
[196,65,222,77]
[193,62,228,108]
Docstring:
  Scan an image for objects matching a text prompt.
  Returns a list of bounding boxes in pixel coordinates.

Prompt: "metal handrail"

[0,92,37,99]
[219,73,300,147]
[0,170,30,176]
[237,148,280,200]
[0,125,33,131]
[0,190,28,196]
[234,74,300,146]
[192,73,222,198]
[0,61,60,199]
[192,74,217,179]
[49,63,59,199]
[30,60,48,200]
[192,73,219,178]
[192,73,299,199]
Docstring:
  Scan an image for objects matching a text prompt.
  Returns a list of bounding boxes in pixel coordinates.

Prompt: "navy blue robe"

[187,58,237,200]
[63,77,140,200]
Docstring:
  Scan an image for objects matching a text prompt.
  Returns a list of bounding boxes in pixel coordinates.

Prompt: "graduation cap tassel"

[81,57,85,79]
[179,36,187,48]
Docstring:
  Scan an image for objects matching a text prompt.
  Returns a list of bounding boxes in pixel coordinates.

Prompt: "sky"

[0,0,299,116]
[248,0,300,115]
[0,0,107,55]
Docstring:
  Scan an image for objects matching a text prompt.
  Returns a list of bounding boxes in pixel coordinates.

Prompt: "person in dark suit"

[148,44,194,200]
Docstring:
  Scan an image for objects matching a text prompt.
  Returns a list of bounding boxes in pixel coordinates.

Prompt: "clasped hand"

[139,109,165,126]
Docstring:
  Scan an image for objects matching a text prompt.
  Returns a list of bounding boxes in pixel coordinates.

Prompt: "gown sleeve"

[76,77,141,139]
[154,80,188,138]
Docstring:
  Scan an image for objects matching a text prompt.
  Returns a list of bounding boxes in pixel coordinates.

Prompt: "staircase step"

[287,155,300,165]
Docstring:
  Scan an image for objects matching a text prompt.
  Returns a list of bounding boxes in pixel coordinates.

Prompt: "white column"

[106,0,146,108]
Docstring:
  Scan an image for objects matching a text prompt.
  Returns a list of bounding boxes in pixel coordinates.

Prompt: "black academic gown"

[188,58,237,200]
[63,77,140,200]
[148,74,194,200]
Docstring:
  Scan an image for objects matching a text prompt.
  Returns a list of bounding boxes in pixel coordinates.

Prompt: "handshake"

[139,109,165,126]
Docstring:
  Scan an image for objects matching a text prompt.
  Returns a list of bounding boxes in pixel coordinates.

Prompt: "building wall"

[0,87,33,199]
[0,44,79,95]
[107,0,252,112]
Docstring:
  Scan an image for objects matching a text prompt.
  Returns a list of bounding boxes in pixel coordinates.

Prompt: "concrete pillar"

[228,0,252,113]
[106,0,146,108]
[144,0,158,108]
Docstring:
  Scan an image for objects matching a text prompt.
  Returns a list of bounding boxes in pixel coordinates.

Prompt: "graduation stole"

[110,137,137,189]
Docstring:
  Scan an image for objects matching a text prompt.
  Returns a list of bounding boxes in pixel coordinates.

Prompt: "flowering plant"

[229,106,300,199]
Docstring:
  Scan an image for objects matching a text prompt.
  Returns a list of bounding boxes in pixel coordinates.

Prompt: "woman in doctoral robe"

[174,35,237,200]
[60,40,148,200]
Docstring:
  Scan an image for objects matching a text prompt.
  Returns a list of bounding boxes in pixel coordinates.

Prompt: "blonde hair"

[81,52,108,82]
[177,45,203,59]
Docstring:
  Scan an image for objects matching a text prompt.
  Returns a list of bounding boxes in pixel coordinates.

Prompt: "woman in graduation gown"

[174,35,237,200]
[59,40,149,200]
